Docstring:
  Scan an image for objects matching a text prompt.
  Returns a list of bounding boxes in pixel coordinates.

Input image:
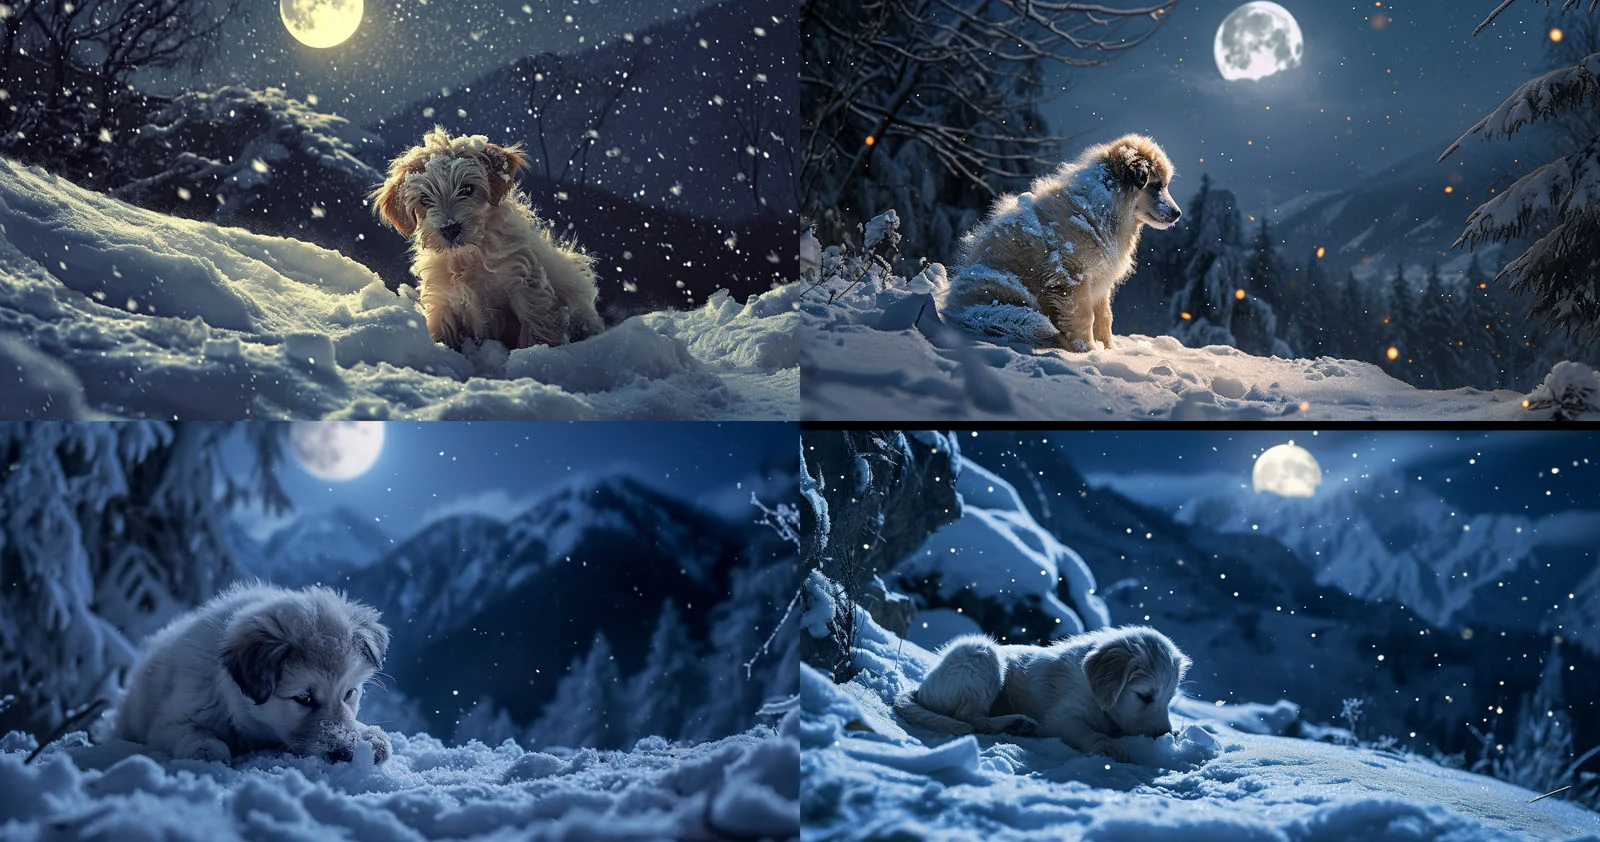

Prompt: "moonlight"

[1253,443,1322,498]
[1215,2,1304,81]
[290,421,385,481]
[280,0,363,49]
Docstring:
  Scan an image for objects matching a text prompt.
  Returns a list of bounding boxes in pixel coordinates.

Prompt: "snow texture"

[801,259,1550,421]
[801,608,1600,842]
[0,159,797,420]
[0,725,799,841]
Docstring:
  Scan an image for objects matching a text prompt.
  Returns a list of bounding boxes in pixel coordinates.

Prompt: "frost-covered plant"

[1466,643,1600,809]
[1523,361,1600,419]
[803,211,906,305]
[1444,1,1600,341]
[1338,698,1365,746]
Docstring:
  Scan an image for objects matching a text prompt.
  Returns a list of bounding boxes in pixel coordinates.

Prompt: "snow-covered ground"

[0,723,798,841]
[801,263,1551,422]
[0,159,798,420]
[800,612,1600,842]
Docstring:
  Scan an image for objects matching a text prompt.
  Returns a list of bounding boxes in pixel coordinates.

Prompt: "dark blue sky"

[1037,430,1599,518]
[225,421,793,539]
[148,0,724,124]
[1050,1,1568,210]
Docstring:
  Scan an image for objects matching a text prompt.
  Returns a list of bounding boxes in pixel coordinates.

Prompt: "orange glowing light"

[1523,399,1532,408]
[1386,347,1399,360]
[1298,401,1311,412]
[1181,312,1193,320]
[1235,288,1246,300]
[1444,186,1454,194]
[1551,28,1564,43]
[1316,247,1326,259]
[864,135,876,146]
[1372,13,1389,30]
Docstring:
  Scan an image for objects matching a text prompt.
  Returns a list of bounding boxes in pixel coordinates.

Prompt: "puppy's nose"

[1169,208,1182,222]
[440,221,463,243]
[326,746,353,763]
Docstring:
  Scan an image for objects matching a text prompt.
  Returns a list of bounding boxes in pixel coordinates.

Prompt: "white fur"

[114,582,391,764]
[374,127,604,351]
[894,625,1191,762]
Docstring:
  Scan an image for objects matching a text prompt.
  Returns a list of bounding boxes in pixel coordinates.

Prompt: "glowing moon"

[1253,443,1322,498]
[280,0,363,49]
[1215,2,1304,81]
[290,422,384,481]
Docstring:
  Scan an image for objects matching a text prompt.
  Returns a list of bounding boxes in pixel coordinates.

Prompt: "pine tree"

[623,601,702,743]
[1385,262,1418,381]
[1296,253,1333,358]
[526,632,625,749]
[1417,262,1453,388]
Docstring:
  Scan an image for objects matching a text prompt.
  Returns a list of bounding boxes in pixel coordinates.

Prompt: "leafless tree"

[521,39,652,190]
[801,0,1177,254]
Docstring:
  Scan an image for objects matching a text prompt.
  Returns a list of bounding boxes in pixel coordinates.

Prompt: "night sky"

[224,421,794,539]
[145,0,724,125]
[1049,1,1566,211]
[1028,430,1599,519]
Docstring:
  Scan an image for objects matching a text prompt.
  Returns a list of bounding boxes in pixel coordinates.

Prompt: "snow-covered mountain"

[229,506,391,586]
[339,475,753,734]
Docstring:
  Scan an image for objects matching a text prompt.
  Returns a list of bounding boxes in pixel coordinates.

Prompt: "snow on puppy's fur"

[894,625,1190,762]
[372,126,604,351]
[941,135,1181,352]
[115,583,392,764]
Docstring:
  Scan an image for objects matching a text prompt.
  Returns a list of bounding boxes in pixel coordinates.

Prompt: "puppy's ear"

[1108,143,1153,191]
[221,613,296,705]
[1084,638,1136,710]
[481,143,527,206]
[350,606,390,671]
[371,171,415,238]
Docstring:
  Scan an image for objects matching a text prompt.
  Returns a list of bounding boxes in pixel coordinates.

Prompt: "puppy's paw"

[1090,736,1128,763]
[175,734,232,764]
[1064,337,1092,353]
[1003,716,1040,737]
[360,725,392,765]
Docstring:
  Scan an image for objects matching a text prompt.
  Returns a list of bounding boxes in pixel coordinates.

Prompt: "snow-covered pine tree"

[622,601,703,743]
[1417,262,1455,388]
[1167,183,1292,356]
[1445,1,1600,342]
[1291,252,1333,358]
[1385,263,1418,380]
[526,632,626,750]
[453,696,521,748]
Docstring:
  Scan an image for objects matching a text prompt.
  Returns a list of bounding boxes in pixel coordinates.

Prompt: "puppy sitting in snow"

[940,134,1182,352]
[372,127,604,351]
[894,625,1189,762]
[115,583,392,764]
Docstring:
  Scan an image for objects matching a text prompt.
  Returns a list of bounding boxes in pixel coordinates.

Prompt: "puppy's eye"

[344,688,357,702]
[1137,692,1155,705]
[292,694,315,708]
[456,185,474,198]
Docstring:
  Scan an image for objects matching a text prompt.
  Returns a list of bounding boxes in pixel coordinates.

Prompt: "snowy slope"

[0,724,798,841]
[231,506,392,586]
[801,264,1540,421]
[800,612,1600,842]
[0,159,798,420]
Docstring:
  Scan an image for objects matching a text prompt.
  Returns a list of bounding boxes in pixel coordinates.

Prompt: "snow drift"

[0,159,798,420]
[800,231,1580,421]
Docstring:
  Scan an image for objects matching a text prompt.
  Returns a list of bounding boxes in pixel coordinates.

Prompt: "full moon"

[280,0,363,49]
[1252,443,1322,498]
[290,422,384,481]
[1215,2,1304,81]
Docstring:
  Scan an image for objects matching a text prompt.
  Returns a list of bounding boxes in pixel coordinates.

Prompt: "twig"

[25,698,109,764]
[1530,785,1571,803]
[744,586,803,679]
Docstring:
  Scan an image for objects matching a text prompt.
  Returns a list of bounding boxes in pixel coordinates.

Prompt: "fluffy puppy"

[941,135,1182,352]
[894,625,1190,762]
[115,582,392,764]
[372,126,604,351]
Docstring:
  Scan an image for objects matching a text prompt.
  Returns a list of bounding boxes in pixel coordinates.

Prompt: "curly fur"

[372,127,603,351]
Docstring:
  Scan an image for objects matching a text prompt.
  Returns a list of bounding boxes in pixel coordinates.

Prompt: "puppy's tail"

[893,690,974,736]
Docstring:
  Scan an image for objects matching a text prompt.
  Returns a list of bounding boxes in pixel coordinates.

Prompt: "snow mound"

[801,263,1541,421]
[802,608,1600,842]
[0,726,798,841]
[0,158,797,420]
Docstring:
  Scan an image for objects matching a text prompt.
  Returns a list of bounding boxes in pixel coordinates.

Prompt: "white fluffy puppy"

[373,126,604,351]
[942,134,1182,352]
[894,625,1190,761]
[115,583,392,764]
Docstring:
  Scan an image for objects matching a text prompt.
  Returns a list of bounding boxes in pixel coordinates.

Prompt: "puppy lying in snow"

[115,583,392,764]
[894,625,1189,761]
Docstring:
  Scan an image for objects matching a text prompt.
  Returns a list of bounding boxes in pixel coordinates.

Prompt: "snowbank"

[0,159,797,420]
[801,608,1600,841]
[801,263,1543,421]
[0,725,798,841]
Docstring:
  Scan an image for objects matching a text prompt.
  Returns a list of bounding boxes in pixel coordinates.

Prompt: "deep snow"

[800,262,1553,422]
[0,723,798,841]
[800,611,1600,842]
[0,159,798,420]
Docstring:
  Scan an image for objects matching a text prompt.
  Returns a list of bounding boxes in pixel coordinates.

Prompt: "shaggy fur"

[942,134,1182,352]
[372,127,603,351]
[894,625,1191,761]
[115,583,392,764]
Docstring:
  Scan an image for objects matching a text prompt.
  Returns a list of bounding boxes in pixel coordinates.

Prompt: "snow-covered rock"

[0,158,797,420]
[801,259,1542,421]
[0,726,798,841]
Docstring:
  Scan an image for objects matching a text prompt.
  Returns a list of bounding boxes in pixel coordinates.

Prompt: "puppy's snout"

[1168,207,1182,223]
[440,221,463,243]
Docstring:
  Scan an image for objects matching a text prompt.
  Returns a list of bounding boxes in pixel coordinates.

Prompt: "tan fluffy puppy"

[942,135,1182,352]
[372,127,604,351]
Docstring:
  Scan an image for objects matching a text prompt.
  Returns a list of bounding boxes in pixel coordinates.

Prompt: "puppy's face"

[1134,179,1183,230]
[1107,140,1182,230]
[1083,628,1190,738]
[372,130,527,251]
[221,590,390,762]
